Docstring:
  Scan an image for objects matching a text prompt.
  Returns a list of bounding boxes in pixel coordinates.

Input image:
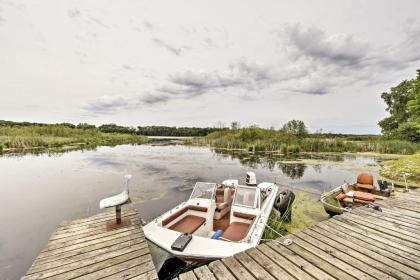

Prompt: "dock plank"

[180,190,420,280]
[23,209,157,280]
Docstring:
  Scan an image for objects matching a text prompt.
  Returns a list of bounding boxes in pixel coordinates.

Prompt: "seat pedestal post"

[105,205,131,231]
[116,205,122,224]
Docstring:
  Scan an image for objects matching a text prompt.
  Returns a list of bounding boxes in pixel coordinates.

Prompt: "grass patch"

[380,153,420,188]
[263,191,329,240]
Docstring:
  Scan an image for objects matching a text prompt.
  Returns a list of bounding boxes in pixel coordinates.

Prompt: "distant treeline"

[0,121,223,137]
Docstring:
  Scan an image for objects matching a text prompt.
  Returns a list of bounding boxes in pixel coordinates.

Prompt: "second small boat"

[321,172,393,216]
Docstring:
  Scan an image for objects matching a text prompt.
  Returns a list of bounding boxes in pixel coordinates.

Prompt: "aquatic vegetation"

[380,154,420,187]
[0,125,148,152]
[192,128,419,155]
[263,191,329,240]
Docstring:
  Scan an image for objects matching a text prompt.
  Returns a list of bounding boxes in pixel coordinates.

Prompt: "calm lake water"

[0,142,382,279]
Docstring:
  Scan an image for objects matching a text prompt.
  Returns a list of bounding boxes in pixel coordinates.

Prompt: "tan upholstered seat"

[215,188,233,220]
[221,222,251,241]
[169,215,205,234]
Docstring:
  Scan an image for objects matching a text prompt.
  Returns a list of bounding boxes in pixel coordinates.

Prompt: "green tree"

[282,120,308,138]
[407,70,420,122]
[378,73,416,134]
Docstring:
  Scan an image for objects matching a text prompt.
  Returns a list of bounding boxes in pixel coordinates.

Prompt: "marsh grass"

[193,128,419,155]
[0,125,148,151]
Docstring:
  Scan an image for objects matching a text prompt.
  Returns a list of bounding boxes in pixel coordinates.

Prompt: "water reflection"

[0,142,382,279]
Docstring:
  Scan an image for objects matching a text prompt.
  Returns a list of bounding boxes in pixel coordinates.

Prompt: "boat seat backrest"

[162,205,207,226]
[233,211,256,221]
[357,173,374,185]
[224,187,233,205]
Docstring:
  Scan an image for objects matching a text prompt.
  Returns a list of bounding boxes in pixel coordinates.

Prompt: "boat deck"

[22,208,157,280]
[178,189,420,280]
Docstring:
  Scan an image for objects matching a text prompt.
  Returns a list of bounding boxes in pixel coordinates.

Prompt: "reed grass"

[193,128,419,155]
[0,125,148,151]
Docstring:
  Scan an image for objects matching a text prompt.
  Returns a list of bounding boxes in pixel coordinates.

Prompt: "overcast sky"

[1,0,419,133]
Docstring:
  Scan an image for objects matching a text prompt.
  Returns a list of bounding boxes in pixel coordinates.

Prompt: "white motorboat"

[143,172,279,262]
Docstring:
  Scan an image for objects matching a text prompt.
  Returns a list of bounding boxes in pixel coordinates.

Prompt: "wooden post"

[116,205,122,224]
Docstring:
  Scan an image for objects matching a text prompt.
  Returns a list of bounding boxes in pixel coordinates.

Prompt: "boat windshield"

[234,186,258,208]
[190,182,216,199]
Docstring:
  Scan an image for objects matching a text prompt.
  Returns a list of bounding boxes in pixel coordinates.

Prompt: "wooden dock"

[22,208,158,280]
[179,189,420,280]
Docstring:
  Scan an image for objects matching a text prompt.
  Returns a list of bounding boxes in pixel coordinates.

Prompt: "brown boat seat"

[354,198,372,204]
[354,191,375,202]
[356,173,374,191]
[356,183,375,191]
[221,222,251,241]
[169,215,206,234]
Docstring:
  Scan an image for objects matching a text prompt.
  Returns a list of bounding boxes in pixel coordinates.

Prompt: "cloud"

[279,22,420,95]
[152,37,190,56]
[83,95,133,115]
[84,22,420,116]
[143,21,153,31]
[67,9,81,19]
[285,24,369,67]
[137,60,296,105]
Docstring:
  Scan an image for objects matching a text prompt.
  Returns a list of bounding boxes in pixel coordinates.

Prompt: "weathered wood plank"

[44,222,142,251]
[55,212,139,234]
[303,228,407,280]
[311,225,420,279]
[331,217,420,258]
[338,213,420,247]
[34,232,144,265]
[348,211,420,237]
[23,209,157,280]
[50,217,142,242]
[59,208,138,227]
[245,247,295,280]
[355,207,420,229]
[23,245,150,280]
[38,229,144,258]
[285,233,373,280]
[319,221,420,269]
[193,265,217,280]
[266,240,335,280]
[128,269,158,280]
[221,256,256,280]
[74,254,154,280]
[29,238,147,274]
[258,243,314,280]
[295,231,394,280]
[179,271,198,280]
[207,260,236,280]
[234,251,276,280]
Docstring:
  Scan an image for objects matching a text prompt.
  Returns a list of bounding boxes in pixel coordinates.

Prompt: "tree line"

[0,121,224,137]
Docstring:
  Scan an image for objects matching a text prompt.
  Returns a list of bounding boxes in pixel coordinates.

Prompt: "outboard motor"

[246,172,257,186]
[377,179,389,192]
